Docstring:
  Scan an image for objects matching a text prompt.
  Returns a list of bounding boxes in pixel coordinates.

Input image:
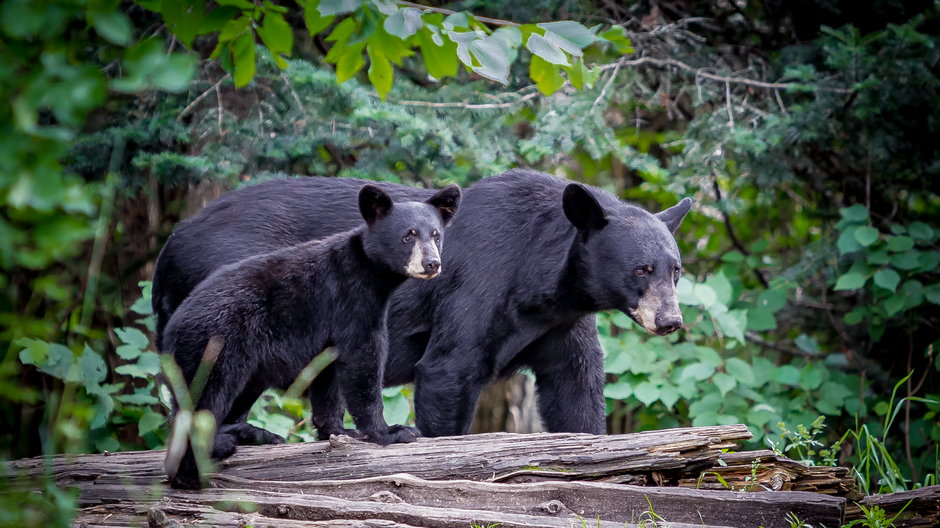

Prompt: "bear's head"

[359,184,462,279]
[563,183,692,336]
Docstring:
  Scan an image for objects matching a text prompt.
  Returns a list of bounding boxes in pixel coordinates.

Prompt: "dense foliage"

[2,1,939,525]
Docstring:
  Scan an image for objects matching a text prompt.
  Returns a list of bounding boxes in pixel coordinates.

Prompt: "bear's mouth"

[409,271,440,280]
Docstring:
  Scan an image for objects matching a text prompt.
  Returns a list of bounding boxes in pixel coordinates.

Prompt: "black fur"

[153,170,690,442]
[161,184,460,489]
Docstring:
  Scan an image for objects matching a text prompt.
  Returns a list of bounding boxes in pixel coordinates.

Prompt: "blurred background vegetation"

[1,0,939,524]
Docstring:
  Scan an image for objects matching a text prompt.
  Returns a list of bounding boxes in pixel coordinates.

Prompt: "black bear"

[160,184,461,489]
[153,169,690,438]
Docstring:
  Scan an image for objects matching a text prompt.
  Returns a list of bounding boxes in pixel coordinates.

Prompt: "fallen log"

[845,485,940,528]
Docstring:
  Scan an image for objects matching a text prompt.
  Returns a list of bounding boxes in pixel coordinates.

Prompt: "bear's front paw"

[317,426,366,441]
[366,424,421,445]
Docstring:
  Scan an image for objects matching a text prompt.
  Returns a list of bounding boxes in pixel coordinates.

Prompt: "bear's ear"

[426,184,462,227]
[655,197,693,234]
[359,184,393,225]
[563,183,608,231]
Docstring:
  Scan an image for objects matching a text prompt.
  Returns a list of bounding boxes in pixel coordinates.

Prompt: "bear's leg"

[413,341,488,437]
[308,362,363,440]
[337,333,419,445]
[168,353,255,489]
[528,316,606,434]
[217,376,285,445]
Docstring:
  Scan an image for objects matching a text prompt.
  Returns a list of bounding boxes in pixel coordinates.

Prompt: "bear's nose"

[423,258,441,274]
[655,314,683,335]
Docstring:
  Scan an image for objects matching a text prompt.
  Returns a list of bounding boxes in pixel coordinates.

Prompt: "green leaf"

[633,381,659,406]
[115,351,162,379]
[839,204,869,222]
[714,310,746,343]
[91,10,134,46]
[232,32,256,87]
[138,408,166,436]
[756,288,787,313]
[853,226,879,247]
[713,372,736,396]
[724,357,755,386]
[442,12,469,30]
[257,11,294,55]
[200,6,242,33]
[658,384,680,409]
[216,0,254,8]
[679,361,715,382]
[886,235,914,252]
[843,307,867,325]
[705,272,734,306]
[384,7,422,39]
[417,26,458,79]
[526,33,568,66]
[79,345,107,393]
[693,283,717,307]
[800,363,825,390]
[866,249,890,265]
[834,272,866,291]
[794,334,820,355]
[367,45,393,100]
[772,365,801,385]
[303,2,334,35]
[153,53,198,92]
[908,222,935,241]
[562,58,598,90]
[746,306,776,331]
[115,327,150,349]
[603,379,632,399]
[837,227,863,254]
[334,43,365,82]
[529,55,564,95]
[890,250,921,270]
[873,268,901,292]
[537,21,596,55]
[924,283,940,305]
[318,0,362,16]
[598,25,633,54]
[161,0,205,48]
[383,392,411,425]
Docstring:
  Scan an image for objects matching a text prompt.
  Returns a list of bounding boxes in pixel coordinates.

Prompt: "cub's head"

[359,184,462,279]
[562,183,692,336]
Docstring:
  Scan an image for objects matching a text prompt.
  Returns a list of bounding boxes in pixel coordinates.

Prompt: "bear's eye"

[673,267,682,281]
[403,229,417,244]
[635,265,653,276]
[431,230,440,241]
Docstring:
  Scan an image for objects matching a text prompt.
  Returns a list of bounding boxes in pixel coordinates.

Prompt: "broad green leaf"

[116,327,150,349]
[442,11,468,30]
[659,384,680,410]
[325,16,356,44]
[153,53,198,92]
[162,0,205,47]
[526,33,568,66]
[713,372,737,396]
[417,26,458,79]
[603,379,632,399]
[79,345,107,393]
[772,365,801,385]
[200,6,242,33]
[746,306,776,331]
[303,2,334,35]
[724,357,755,386]
[115,351,162,379]
[335,43,365,82]
[529,55,564,95]
[866,249,890,265]
[705,272,733,306]
[91,10,134,46]
[794,334,820,355]
[679,361,715,382]
[890,250,921,270]
[367,45,393,100]
[383,392,411,424]
[232,32,257,87]
[562,58,598,90]
[318,0,362,16]
[537,21,596,55]
[924,283,940,305]
[715,310,746,342]
[633,381,659,406]
[908,222,935,241]
[693,283,717,307]
[886,235,914,252]
[839,204,869,222]
[800,363,825,390]
[756,288,787,312]
[833,271,866,291]
[853,226,879,246]
[138,408,166,436]
[384,7,422,39]
[219,15,251,42]
[257,12,293,55]
[873,268,901,292]
[837,227,862,254]
[371,0,398,15]
[116,391,160,405]
[676,277,697,305]
[843,307,867,325]
[216,0,254,7]
[598,25,633,54]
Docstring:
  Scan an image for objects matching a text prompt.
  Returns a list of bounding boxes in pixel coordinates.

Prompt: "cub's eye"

[403,229,417,244]
[431,230,440,241]
[635,265,653,276]
[674,267,682,280]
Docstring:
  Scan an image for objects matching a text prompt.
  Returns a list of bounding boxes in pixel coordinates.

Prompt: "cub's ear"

[655,197,693,234]
[563,183,608,231]
[426,184,462,227]
[359,184,393,225]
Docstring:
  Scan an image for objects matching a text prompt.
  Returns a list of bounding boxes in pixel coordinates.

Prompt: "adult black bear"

[153,169,690,439]
[161,184,461,489]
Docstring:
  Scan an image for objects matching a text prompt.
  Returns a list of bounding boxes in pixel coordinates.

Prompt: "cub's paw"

[219,423,285,446]
[317,426,366,441]
[367,425,421,445]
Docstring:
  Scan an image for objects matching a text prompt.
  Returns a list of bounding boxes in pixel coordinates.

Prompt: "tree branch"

[396,1,519,27]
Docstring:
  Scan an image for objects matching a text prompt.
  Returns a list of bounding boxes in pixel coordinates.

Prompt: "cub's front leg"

[337,329,420,445]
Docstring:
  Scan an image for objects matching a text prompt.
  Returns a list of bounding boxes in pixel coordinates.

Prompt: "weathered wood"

[10,426,752,488]
[678,449,860,499]
[70,487,723,528]
[845,485,940,528]
[71,473,844,528]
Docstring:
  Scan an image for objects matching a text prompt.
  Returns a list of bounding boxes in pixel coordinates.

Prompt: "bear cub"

[161,183,461,489]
